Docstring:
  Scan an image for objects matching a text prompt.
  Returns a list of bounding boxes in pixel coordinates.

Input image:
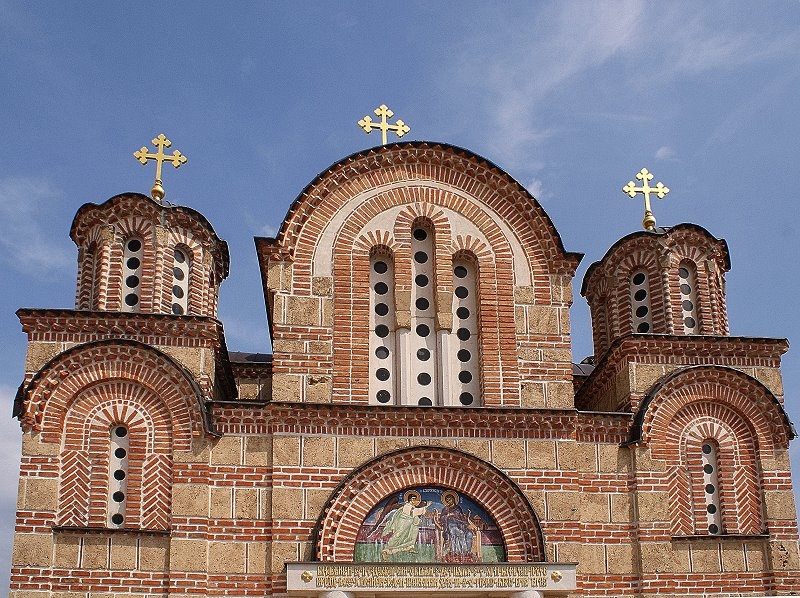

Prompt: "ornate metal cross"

[134,133,187,202]
[622,167,670,231]
[358,104,410,145]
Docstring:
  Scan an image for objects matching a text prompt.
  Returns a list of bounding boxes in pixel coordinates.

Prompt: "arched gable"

[19,338,209,448]
[271,142,582,282]
[314,447,545,562]
[632,365,794,453]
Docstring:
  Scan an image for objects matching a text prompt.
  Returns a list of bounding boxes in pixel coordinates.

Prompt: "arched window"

[678,261,699,333]
[450,256,480,406]
[700,440,722,534]
[107,424,129,528]
[121,237,144,312]
[409,224,438,406]
[370,250,397,405]
[630,270,653,333]
[172,247,191,315]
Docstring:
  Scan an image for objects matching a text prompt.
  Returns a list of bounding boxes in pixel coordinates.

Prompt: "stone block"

[25,342,61,371]
[235,488,259,519]
[514,306,527,334]
[81,536,109,569]
[321,297,334,327]
[170,539,207,572]
[273,339,305,354]
[754,367,784,396]
[273,436,300,466]
[457,439,490,461]
[303,436,335,466]
[248,541,268,574]
[633,447,666,472]
[513,286,536,304]
[245,436,272,467]
[338,437,374,467]
[312,276,333,297]
[211,435,242,465]
[599,444,629,472]
[691,544,721,572]
[720,542,746,571]
[308,341,332,354]
[210,487,232,518]
[273,487,303,520]
[546,492,580,521]
[376,437,410,455]
[285,296,320,326]
[272,373,302,402]
[524,490,545,518]
[173,438,211,463]
[765,490,798,520]
[305,488,332,521]
[53,534,80,568]
[267,261,291,291]
[24,477,58,511]
[558,308,571,334]
[21,433,57,457]
[528,306,560,335]
[632,364,666,393]
[578,543,606,574]
[172,484,209,517]
[770,540,800,570]
[745,541,766,571]
[526,440,556,469]
[610,493,632,523]
[607,544,635,574]
[140,536,169,571]
[270,541,299,574]
[260,488,272,518]
[305,375,332,403]
[639,541,688,573]
[160,346,206,378]
[492,439,526,469]
[209,541,246,573]
[109,535,137,570]
[13,533,53,567]
[581,493,609,522]
[520,382,545,408]
[557,442,595,472]
[542,348,572,363]
[636,491,670,522]
[546,381,574,409]
[761,449,790,472]
[517,346,541,361]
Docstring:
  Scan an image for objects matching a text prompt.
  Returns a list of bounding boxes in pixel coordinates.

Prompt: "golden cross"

[133,133,187,202]
[358,104,410,145]
[622,167,670,231]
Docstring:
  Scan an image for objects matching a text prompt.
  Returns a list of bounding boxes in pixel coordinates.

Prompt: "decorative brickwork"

[316,447,545,562]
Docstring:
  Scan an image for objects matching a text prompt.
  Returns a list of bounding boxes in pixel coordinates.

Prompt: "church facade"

[8,141,800,597]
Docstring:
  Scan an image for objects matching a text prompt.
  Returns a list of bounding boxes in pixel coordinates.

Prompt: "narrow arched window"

[108,424,129,528]
[700,440,722,534]
[630,270,653,333]
[409,224,438,406]
[122,237,144,312]
[678,262,699,333]
[172,247,191,315]
[370,251,397,405]
[450,256,480,406]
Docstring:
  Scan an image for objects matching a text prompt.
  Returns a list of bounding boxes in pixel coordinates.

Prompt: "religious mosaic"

[355,487,506,563]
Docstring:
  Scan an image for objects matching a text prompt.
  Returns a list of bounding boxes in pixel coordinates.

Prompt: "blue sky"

[1,0,799,584]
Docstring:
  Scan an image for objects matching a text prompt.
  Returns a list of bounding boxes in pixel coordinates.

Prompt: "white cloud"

[655,146,676,160]
[258,223,279,237]
[0,178,72,277]
[527,178,544,198]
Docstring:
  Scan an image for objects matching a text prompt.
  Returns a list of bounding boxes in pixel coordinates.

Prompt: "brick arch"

[275,143,581,295]
[20,338,207,447]
[634,365,793,454]
[57,382,174,530]
[330,192,519,405]
[664,404,762,535]
[315,447,545,562]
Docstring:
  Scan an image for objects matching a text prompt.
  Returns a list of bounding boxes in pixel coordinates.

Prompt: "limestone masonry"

[9,142,799,597]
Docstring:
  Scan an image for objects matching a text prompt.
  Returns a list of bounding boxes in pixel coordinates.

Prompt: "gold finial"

[358,104,410,145]
[133,133,187,202]
[622,167,670,231]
